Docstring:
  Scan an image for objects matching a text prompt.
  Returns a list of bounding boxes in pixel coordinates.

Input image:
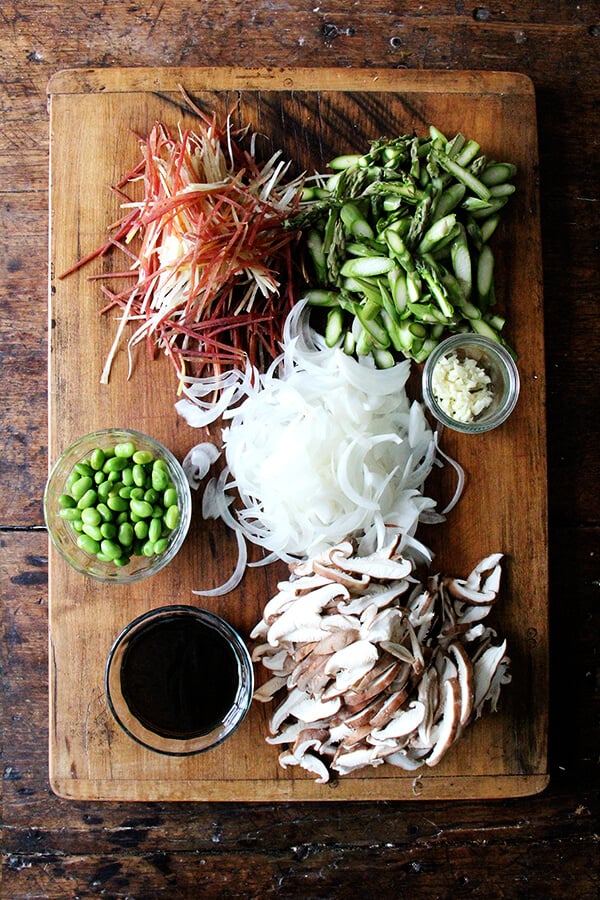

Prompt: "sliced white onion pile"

[178,301,463,596]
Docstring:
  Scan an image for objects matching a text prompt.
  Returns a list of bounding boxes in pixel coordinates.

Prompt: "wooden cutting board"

[47,67,548,801]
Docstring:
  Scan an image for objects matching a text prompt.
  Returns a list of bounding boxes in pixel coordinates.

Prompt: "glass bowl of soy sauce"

[105,606,254,755]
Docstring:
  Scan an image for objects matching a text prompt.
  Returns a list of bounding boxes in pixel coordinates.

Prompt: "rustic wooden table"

[1,2,598,897]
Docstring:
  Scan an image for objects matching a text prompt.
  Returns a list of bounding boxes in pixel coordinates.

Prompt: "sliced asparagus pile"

[289,125,517,366]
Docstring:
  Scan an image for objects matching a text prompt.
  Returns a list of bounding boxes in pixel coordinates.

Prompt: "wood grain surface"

[47,67,546,802]
[2,1,599,897]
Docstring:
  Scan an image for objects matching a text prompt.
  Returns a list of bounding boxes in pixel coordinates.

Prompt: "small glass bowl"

[44,428,192,583]
[105,606,254,756]
[422,334,520,434]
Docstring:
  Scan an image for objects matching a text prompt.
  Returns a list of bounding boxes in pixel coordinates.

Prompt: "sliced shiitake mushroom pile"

[251,537,511,782]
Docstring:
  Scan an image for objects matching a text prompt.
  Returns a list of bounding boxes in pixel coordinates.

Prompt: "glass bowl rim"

[44,427,192,583]
[421,333,520,434]
[104,604,254,756]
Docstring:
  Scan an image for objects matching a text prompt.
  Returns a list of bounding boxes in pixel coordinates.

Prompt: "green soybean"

[151,465,169,492]
[77,489,98,510]
[90,448,106,470]
[132,450,154,465]
[77,534,100,555]
[59,439,182,570]
[59,507,83,522]
[71,476,92,501]
[132,464,147,487]
[97,481,112,500]
[107,494,128,512]
[163,487,178,508]
[121,467,134,486]
[164,505,180,531]
[130,498,153,518]
[103,456,128,473]
[148,517,163,544]
[100,539,123,560]
[118,522,134,546]
[81,507,101,527]
[82,523,103,541]
[74,462,94,478]
[134,520,149,540]
[114,441,136,458]
[96,503,113,522]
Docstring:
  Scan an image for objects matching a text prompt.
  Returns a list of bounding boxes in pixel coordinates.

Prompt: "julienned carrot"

[60,108,303,386]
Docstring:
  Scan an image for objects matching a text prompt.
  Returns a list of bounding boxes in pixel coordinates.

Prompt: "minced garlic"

[432,352,493,423]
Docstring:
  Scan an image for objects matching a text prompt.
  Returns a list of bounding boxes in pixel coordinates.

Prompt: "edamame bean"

[151,465,169,492]
[90,448,106,470]
[81,507,101,527]
[134,520,149,540]
[130,498,153,518]
[132,464,146,487]
[59,507,83,522]
[71,476,93,501]
[100,539,123,560]
[121,467,134,486]
[74,462,94,478]
[148,517,162,544]
[107,495,128,512]
[59,438,183,570]
[114,441,136,458]
[82,523,103,541]
[77,534,100,555]
[118,522,134,546]
[97,481,112,500]
[163,487,178,508]
[164,505,180,531]
[103,456,128,473]
[77,489,98,510]
[96,503,113,522]
[132,450,153,465]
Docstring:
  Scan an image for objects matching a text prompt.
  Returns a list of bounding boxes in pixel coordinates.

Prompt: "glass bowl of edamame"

[44,429,192,583]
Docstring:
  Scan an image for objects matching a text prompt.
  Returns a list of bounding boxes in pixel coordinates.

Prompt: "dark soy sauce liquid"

[120,615,240,739]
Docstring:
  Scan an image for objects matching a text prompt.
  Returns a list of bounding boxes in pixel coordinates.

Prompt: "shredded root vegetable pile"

[60,92,303,386]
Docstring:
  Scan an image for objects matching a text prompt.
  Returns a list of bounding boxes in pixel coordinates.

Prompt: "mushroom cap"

[370,700,426,742]
[253,543,508,782]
